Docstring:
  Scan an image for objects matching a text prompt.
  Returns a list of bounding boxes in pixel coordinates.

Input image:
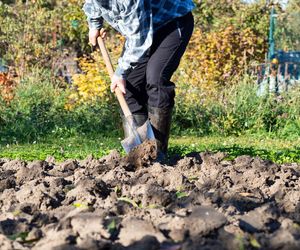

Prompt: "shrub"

[68,35,125,106]
[0,0,88,77]
[173,75,300,137]
[173,26,266,96]
[0,68,67,141]
[68,52,111,107]
[0,67,120,143]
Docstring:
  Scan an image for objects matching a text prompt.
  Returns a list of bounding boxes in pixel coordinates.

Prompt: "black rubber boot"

[121,114,148,138]
[148,106,173,162]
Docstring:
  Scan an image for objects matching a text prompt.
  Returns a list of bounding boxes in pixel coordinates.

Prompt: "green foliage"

[236,234,246,250]
[172,0,269,94]
[8,232,29,242]
[107,219,117,235]
[117,197,140,208]
[195,0,269,36]
[250,236,261,248]
[275,0,300,50]
[173,75,300,137]
[0,0,271,78]
[1,69,300,158]
[175,26,266,92]
[176,190,189,199]
[0,0,88,76]
[0,68,65,141]
[73,202,89,209]
[0,67,120,143]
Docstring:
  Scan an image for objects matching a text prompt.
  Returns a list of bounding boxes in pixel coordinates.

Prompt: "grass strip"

[0,135,299,163]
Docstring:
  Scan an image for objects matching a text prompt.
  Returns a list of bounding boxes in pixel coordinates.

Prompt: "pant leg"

[146,12,194,108]
[124,59,149,115]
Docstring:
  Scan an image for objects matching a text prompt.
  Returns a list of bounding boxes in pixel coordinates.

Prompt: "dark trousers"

[125,12,194,115]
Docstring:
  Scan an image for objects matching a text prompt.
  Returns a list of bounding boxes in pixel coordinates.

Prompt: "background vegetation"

[275,0,300,50]
[0,0,299,161]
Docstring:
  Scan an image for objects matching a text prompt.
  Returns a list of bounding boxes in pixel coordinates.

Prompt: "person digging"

[83,0,195,161]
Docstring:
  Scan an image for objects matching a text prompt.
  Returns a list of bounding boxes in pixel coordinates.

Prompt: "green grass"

[169,135,300,163]
[0,136,121,161]
[1,134,300,163]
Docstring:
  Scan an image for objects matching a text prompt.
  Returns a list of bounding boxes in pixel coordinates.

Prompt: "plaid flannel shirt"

[83,0,195,79]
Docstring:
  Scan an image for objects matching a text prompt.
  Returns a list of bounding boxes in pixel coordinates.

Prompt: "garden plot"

[0,149,300,250]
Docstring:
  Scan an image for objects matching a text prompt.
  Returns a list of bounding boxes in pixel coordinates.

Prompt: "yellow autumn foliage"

[67,36,125,109]
[174,26,266,104]
[67,52,109,110]
[0,72,16,103]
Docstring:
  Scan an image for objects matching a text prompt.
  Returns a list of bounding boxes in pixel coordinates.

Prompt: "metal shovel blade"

[137,119,155,142]
[121,117,156,154]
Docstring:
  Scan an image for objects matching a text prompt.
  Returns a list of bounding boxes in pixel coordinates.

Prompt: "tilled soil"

[0,149,300,250]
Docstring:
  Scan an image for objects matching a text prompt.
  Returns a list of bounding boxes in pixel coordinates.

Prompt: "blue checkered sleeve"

[83,0,103,30]
[114,0,153,78]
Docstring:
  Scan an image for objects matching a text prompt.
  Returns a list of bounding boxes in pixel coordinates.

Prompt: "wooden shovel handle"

[97,37,132,117]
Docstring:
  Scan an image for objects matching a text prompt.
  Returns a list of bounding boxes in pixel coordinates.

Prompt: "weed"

[146,204,162,209]
[250,236,261,248]
[114,186,122,197]
[188,176,199,182]
[12,210,22,217]
[176,191,189,199]
[117,197,140,208]
[72,202,89,209]
[235,234,246,250]
[107,219,116,235]
[8,232,29,242]
[293,223,300,230]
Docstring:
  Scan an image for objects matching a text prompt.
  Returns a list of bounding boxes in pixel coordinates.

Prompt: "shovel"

[97,37,155,154]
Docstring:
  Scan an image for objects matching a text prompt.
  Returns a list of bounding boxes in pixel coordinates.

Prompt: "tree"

[275,0,300,50]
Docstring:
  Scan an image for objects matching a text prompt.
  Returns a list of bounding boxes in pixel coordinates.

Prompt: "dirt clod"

[118,217,166,246]
[123,139,157,169]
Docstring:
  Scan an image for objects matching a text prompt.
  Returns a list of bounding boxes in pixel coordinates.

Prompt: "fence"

[254,62,300,95]
[253,51,300,95]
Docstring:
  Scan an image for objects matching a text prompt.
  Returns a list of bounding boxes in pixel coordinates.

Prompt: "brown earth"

[0,149,300,250]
